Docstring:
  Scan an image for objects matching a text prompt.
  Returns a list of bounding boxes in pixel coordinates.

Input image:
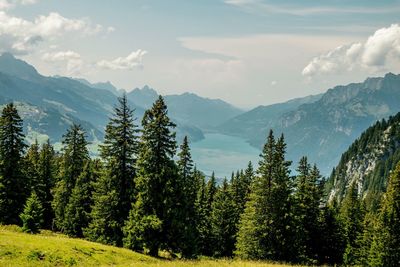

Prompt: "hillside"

[217,94,322,138]
[219,73,400,175]
[326,112,400,209]
[0,226,292,267]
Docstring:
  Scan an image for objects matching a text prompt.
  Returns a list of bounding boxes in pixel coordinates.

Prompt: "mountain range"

[0,53,242,145]
[218,73,400,174]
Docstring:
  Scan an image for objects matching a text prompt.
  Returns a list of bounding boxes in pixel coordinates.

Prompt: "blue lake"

[191,133,261,178]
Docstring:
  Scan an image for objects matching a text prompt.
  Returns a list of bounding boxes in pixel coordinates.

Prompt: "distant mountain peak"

[384,72,397,78]
[0,52,40,81]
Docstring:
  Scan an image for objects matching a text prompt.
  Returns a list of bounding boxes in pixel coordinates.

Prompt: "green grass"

[0,225,296,267]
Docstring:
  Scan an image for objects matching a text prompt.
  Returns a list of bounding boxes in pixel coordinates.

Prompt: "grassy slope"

[0,225,295,267]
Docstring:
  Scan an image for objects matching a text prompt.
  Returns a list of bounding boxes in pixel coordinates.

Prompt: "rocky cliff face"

[327,112,400,208]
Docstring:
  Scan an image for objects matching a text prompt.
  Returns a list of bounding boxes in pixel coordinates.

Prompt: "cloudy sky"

[2,0,400,108]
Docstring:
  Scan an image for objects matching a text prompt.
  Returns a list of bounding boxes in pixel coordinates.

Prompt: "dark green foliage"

[293,158,324,263]
[194,169,212,256]
[52,124,89,232]
[317,204,345,265]
[211,179,236,257]
[123,96,178,256]
[339,182,365,265]
[24,140,56,229]
[87,94,139,246]
[0,103,27,225]
[20,191,44,234]
[176,136,198,258]
[197,171,217,256]
[84,168,121,246]
[64,161,98,237]
[123,199,162,255]
[370,162,400,266]
[227,164,254,257]
[24,140,40,193]
[235,131,293,261]
[37,140,56,229]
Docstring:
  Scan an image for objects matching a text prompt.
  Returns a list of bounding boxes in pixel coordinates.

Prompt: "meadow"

[0,225,296,267]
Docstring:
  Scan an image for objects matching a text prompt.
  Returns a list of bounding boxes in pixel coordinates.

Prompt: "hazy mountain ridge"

[217,94,322,138]
[0,53,242,144]
[219,73,400,175]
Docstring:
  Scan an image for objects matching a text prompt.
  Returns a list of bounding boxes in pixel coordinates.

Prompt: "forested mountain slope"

[327,112,400,209]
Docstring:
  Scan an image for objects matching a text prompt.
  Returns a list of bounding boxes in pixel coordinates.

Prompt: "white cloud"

[302,24,400,77]
[271,80,277,86]
[0,11,110,54]
[42,50,83,75]
[97,50,147,70]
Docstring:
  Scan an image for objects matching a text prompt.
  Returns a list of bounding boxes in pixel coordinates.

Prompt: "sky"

[1,0,400,108]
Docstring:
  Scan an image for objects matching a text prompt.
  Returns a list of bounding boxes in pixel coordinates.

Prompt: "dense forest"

[0,95,400,266]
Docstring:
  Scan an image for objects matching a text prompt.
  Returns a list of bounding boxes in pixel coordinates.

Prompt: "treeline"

[0,96,399,265]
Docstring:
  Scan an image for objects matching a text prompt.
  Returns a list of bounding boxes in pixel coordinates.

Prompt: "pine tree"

[198,171,217,256]
[52,124,89,231]
[229,167,253,255]
[87,94,139,245]
[268,134,294,261]
[37,140,56,229]
[194,169,212,256]
[235,130,276,259]
[206,172,217,211]
[123,96,177,256]
[84,167,121,245]
[20,191,44,234]
[0,103,27,225]
[64,160,97,237]
[293,158,323,263]
[317,204,345,265]
[369,162,400,266]
[24,140,40,193]
[176,136,198,258]
[243,161,254,197]
[211,178,236,257]
[355,212,377,266]
[340,182,365,265]
[236,131,293,261]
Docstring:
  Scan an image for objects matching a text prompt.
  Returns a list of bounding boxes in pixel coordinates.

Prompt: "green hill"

[0,225,294,267]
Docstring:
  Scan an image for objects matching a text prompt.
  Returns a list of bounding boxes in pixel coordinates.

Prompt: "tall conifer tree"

[123,96,177,256]
[37,140,56,229]
[293,157,323,263]
[211,178,236,257]
[339,182,364,265]
[236,131,293,261]
[64,160,97,237]
[52,124,89,231]
[0,103,27,224]
[369,162,400,266]
[86,94,139,245]
[176,136,198,258]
